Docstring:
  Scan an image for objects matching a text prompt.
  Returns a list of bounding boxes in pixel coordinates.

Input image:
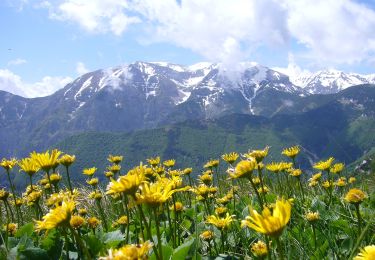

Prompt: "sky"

[1,0,375,97]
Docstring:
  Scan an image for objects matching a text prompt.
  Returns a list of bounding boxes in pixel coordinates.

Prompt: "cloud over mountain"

[37,0,375,67]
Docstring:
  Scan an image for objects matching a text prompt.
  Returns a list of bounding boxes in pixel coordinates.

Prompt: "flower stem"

[6,170,20,223]
[298,177,305,203]
[275,237,284,260]
[312,224,317,250]
[354,204,362,235]
[96,199,108,231]
[68,225,91,260]
[65,166,73,194]
[153,208,163,260]
[248,176,263,209]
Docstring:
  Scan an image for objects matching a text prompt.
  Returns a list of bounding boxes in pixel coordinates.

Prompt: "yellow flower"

[191,184,211,198]
[200,230,214,241]
[169,201,184,212]
[35,199,75,231]
[163,159,175,168]
[309,180,318,187]
[349,177,356,184]
[83,167,97,176]
[78,208,88,216]
[330,162,345,174]
[70,215,85,229]
[313,157,334,171]
[252,177,261,185]
[46,192,65,207]
[116,215,129,225]
[50,173,62,184]
[147,156,160,167]
[58,154,76,167]
[155,166,165,175]
[100,241,153,260]
[266,162,292,173]
[136,180,189,207]
[288,168,302,177]
[229,159,257,179]
[89,191,103,200]
[87,217,101,229]
[106,168,145,196]
[335,177,346,187]
[0,189,10,201]
[108,164,121,174]
[354,245,375,260]
[242,198,292,237]
[39,178,49,186]
[105,171,114,178]
[282,145,300,159]
[258,186,270,194]
[305,211,320,222]
[14,198,23,207]
[87,178,99,186]
[222,152,239,164]
[215,207,228,217]
[3,223,18,236]
[309,172,322,182]
[206,213,235,230]
[204,159,219,169]
[244,146,269,162]
[214,196,228,205]
[31,149,61,171]
[344,188,367,204]
[322,180,333,189]
[18,158,40,176]
[183,168,192,175]
[251,240,268,257]
[25,191,42,206]
[0,158,18,170]
[199,173,213,185]
[108,155,123,165]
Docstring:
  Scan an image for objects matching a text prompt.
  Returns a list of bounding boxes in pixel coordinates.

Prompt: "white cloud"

[31,0,375,67]
[0,69,72,98]
[7,58,27,66]
[47,0,141,35]
[76,61,89,75]
[284,0,375,65]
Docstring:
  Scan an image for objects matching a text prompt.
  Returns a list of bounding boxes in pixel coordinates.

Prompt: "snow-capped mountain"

[57,61,302,122]
[0,61,374,159]
[283,69,375,94]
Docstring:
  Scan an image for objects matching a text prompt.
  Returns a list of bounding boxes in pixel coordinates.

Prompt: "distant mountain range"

[0,61,374,163]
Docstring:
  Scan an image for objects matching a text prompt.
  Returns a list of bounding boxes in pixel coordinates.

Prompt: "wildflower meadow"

[0,146,373,259]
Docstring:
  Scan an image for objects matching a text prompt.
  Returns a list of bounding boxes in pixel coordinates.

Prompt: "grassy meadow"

[0,146,374,259]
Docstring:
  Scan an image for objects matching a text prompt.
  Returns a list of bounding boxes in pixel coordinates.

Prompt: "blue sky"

[1,0,375,97]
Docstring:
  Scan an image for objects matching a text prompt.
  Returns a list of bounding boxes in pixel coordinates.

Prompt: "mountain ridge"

[0,60,374,161]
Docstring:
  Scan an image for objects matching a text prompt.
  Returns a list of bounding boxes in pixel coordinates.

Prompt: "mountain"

[0,61,374,160]
[45,85,375,185]
[287,69,375,94]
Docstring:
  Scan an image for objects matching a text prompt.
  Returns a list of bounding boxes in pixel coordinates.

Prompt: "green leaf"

[181,219,192,230]
[0,246,7,260]
[40,229,58,250]
[40,228,63,260]
[84,234,103,256]
[103,230,125,248]
[171,237,195,260]
[19,248,50,260]
[7,237,19,249]
[150,244,173,260]
[15,223,34,238]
